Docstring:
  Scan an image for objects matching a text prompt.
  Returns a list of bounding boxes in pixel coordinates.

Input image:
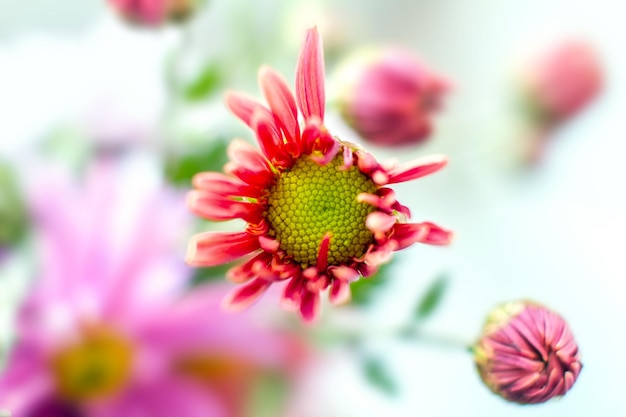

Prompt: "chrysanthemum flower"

[334,47,449,146]
[186,27,453,322]
[0,165,302,417]
[473,301,582,404]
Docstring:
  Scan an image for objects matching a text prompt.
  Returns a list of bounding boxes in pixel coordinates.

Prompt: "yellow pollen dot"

[50,325,134,401]
[266,154,377,267]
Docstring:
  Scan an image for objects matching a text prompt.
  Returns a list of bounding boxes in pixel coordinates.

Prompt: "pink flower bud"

[108,0,199,26]
[474,301,582,404]
[516,39,603,126]
[335,48,449,147]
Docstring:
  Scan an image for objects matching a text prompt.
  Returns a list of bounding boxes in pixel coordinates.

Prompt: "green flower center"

[266,154,377,267]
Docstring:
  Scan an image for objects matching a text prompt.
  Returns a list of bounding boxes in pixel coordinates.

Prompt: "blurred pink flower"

[108,0,198,26]
[0,163,303,417]
[517,39,603,126]
[186,27,452,323]
[335,47,449,146]
[474,301,582,404]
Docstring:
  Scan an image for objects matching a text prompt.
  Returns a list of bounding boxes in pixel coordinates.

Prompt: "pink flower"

[474,301,582,404]
[186,27,453,323]
[0,164,302,417]
[108,0,198,26]
[335,47,449,146]
[517,39,603,126]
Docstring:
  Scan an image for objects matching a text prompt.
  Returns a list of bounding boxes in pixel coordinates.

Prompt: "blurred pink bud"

[335,47,450,146]
[108,0,199,26]
[517,39,603,126]
[474,301,582,404]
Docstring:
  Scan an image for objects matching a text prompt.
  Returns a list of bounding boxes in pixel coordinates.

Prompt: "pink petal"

[316,232,331,271]
[251,109,291,167]
[221,278,272,312]
[295,27,325,121]
[258,66,300,143]
[258,235,280,252]
[329,279,351,305]
[339,145,354,170]
[224,139,274,187]
[186,232,260,266]
[226,252,273,283]
[385,154,448,184]
[224,92,275,130]
[187,190,262,223]
[329,265,360,282]
[419,222,454,245]
[192,172,261,199]
[366,212,397,236]
[299,290,321,323]
[392,222,453,249]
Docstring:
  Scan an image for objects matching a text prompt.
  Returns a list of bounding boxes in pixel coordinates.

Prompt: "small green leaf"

[164,138,229,187]
[414,273,449,319]
[184,64,222,102]
[363,357,397,396]
[0,161,28,247]
[190,263,231,286]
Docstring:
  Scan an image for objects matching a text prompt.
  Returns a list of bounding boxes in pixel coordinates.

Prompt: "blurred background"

[1,0,625,416]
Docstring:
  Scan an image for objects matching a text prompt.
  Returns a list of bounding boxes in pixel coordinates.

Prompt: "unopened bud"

[334,47,449,147]
[474,301,582,404]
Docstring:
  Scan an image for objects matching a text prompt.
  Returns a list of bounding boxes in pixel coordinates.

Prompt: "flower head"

[186,27,453,322]
[108,0,199,26]
[473,301,582,404]
[516,39,603,127]
[334,47,449,146]
[0,164,302,417]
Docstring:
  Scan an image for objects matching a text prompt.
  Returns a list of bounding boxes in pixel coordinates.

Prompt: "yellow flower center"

[50,325,133,401]
[266,153,377,267]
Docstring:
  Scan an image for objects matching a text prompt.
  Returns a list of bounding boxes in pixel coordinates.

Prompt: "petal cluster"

[186,27,453,322]
[474,301,582,404]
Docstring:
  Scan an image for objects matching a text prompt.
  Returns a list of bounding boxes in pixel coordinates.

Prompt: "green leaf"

[0,161,28,247]
[414,273,449,319]
[184,64,222,102]
[363,357,397,396]
[243,371,290,417]
[349,261,393,306]
[164,138,229,187]
[190,263,231,286]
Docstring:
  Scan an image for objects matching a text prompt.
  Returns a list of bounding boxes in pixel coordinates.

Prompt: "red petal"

[191,172,261,199]
[295,27,325,121]
[222,278,272,312]
[299,290,321,323]
[225,92,276,131]
[386,154,447,184]
[329,279,351,305]
[251,110,291,167]
[186,232,260,266]
[258,66,300,144]
[187,190,263,223]
[316,232,331,271]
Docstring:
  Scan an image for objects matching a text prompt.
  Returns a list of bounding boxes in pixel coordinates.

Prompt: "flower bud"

[108,0,200,27]
[474,301,582,404]
[334,47,449,147]
[516,39,602,127]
